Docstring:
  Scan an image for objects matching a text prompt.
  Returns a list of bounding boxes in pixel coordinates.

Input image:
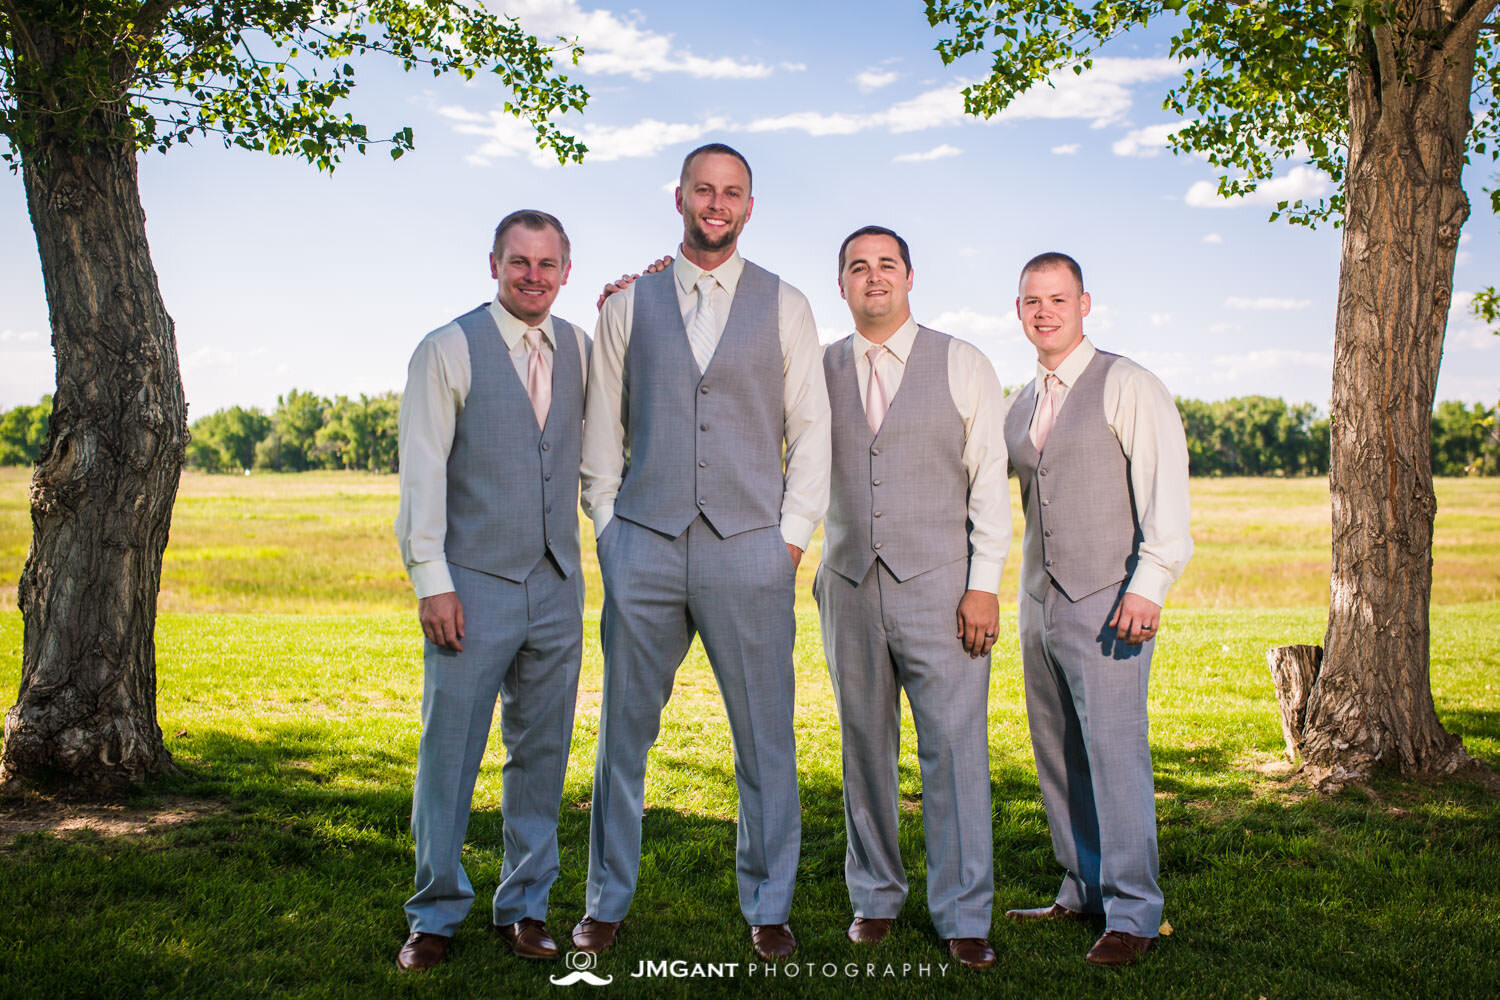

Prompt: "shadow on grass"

[3,724,1499,1000]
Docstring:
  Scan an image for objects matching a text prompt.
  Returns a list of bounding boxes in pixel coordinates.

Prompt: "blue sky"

[1,0,1496,415]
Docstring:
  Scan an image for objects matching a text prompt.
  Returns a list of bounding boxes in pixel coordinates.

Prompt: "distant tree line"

[1,391,1496,476]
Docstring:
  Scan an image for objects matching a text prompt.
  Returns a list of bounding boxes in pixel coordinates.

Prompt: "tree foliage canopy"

[0,1,588,167]
[926,0,1498,228]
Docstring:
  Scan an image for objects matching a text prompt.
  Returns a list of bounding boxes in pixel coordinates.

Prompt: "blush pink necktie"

[524,328,551,428]
[1031,373,1062,452]
[865,345,890,433]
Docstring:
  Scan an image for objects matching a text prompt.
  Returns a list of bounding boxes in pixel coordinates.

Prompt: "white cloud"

[444,108,728,166]
[1186,165,1332,208]
[507,0,771,80]
[1051,143,1080,155]
[745,110,865,136]
[781,62,808,72]
[0,328,42,343]
[928,308,1020,340]
[1112,122,1185,158]
[893,144,962,163]
[819,325,852,345]
[856,68,900,92]
[1225,296,1313,311]
[1150,313,1172,328]
[1203,348,1333,382]
[749,56,1183,139]
[1202,232,1223,244]
[994,58,1183,129]
[1448,291,1499,350]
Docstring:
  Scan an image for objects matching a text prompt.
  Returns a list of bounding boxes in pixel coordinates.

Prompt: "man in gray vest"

[575,143,831,960]
[393,210,589,971]
[1001,252,1193,967]
[817,226,1010,971]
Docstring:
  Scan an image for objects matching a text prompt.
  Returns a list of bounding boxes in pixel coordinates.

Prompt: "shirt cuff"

[591,504,615,539]
[780,514,816,552]
[409,560,455,600]
[966,559,1004,595]
[1125,562,1174,608]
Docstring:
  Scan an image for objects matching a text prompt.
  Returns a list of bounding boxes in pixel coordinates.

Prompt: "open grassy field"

[0,468,1496,999]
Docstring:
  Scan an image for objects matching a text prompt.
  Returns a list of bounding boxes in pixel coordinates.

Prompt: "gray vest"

[1004,350,1141,601]
[822,326,969,583]
[444,306,583,582]
[614,263,784,539]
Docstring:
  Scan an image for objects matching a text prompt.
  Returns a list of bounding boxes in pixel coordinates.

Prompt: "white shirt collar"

[1037,336,1095,387]
[488,296,553,352]
[673,247,745,298]
[853,315,918,365]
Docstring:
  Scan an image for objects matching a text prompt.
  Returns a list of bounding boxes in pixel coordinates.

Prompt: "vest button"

[699,460,708,468]
[871,447,880,456]
[1044,559,1053,567]
[545,473,552,482]
[547,537,554,546]
[700,385,710,394]
[1041,498,1050,506]
[697,497,707,506]
[700,423,709,431]
[1043,528,1052,537]
[546,504,553,513]
[872,479,882,487]
[873,510,883,518]
[1038,466,1046,476]
[541,441,551,451]
[873,541,883,550]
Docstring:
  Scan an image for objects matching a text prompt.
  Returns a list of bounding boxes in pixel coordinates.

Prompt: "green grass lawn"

[0,469,1497,999]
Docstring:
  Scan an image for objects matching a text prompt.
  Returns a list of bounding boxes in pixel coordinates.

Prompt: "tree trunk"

[1303,5,1485,791]
[0,133,186,790]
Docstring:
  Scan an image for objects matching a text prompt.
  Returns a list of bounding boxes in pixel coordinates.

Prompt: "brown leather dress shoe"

[846,917,894,945]
[1086,929,1155,967]
[945,937,997,970]
[750,923,797,960]
[396,931,450,971]
[1005,902,1086,923]
[570,916,622,954]
[494,917,559,960]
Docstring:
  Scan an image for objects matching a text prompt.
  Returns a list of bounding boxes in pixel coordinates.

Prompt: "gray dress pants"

[406,558,583,936]
[586,514,800,925]
[815,557,994,939]
[1019,581,1161,937]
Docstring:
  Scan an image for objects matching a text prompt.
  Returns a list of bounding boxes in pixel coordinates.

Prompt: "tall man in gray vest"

[393,210,589,971]
[1002,252,1192,967]
[817,226,1010,971]
[575,143,831,960]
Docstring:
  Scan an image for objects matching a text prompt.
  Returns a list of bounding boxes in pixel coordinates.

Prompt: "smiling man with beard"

[394,210,589,971]
[574,143,831,961]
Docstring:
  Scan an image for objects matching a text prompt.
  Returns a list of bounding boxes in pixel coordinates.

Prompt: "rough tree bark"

[1292,2,1487,791]
[0,113,186,789]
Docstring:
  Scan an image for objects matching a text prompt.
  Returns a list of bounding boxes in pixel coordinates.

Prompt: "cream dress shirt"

[1006,337,1193,607]
[848,316,1011,594]
[395,297,590,599]
[580,250,832,550]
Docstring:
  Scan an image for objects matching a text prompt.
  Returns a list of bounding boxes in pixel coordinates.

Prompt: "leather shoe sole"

[945,937,997,970]
[494,918,559,960]
[751,923,797,960]
[396,931,450,971]
[1086,929,1155,967]
[847,917,894,945]
[571,916,622,954]
[1005,902,1087,923]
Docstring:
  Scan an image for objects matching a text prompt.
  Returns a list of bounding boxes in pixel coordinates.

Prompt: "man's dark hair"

[838,225,912,275]
[680,142,753,192]
[1019,251,1084,292]
[493,209,570,266]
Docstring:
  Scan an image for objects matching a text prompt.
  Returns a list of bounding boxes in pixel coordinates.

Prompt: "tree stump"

[1267,645,1324,762]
